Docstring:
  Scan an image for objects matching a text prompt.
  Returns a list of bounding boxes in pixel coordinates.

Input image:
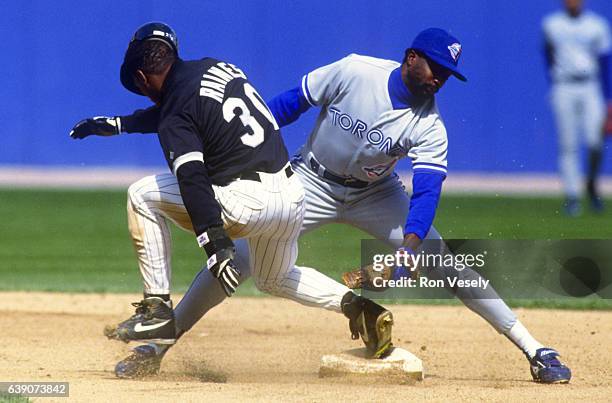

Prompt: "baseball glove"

[342,264,394,291]
[342,249,420,291]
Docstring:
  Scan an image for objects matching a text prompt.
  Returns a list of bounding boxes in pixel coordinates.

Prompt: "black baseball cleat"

[341,292,394,358]
[115,344,166,379]
[104,297,176,344]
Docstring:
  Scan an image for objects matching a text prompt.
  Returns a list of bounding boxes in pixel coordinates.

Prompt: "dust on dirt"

[1,292,610,402]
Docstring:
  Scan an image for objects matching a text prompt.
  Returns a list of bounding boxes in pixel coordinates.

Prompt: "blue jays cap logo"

[411,28,467,81]
[447,43,462,62]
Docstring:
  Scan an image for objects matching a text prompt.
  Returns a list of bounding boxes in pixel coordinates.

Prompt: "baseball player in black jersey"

[71,22,394,371]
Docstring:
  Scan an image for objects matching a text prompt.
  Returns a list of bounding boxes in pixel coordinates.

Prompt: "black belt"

[309,157,369,188]
[556,75,594,83]
[239,165,293,182]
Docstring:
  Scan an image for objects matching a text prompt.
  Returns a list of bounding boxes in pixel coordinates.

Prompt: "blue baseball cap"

[410,28,466,82]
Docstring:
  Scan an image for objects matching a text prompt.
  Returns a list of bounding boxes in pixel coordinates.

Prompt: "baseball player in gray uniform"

[72,27,571,384]
[543,0,611,215]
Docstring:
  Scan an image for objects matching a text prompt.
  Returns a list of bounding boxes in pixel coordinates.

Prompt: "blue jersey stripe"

[301,75,316,106]
[413,162,447,170]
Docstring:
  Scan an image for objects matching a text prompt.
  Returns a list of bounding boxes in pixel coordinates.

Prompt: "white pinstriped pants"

[127,165,349,308]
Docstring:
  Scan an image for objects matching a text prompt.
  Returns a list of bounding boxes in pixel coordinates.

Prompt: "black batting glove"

[69,116,122,139]
[198,226,241,297]
[208,251,241,296]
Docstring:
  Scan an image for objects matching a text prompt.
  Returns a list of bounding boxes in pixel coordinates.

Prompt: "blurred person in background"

[542,0,611,216]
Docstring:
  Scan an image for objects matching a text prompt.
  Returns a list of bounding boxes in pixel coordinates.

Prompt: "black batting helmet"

[120,22,179,95]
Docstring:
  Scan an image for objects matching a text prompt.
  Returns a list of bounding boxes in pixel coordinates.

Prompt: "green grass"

[0,392,31,403]
[436,195,612,239]
[1,189,610,309]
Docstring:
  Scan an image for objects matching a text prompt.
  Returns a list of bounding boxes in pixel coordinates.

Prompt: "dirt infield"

[1,292,611,402]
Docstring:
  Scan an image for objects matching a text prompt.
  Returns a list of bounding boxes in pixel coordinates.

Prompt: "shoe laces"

[537,352,562,367]
[130,300,153,319]
[542,356,562,367]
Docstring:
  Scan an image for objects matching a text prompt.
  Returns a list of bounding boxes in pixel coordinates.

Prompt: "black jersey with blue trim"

[157,58,289,185]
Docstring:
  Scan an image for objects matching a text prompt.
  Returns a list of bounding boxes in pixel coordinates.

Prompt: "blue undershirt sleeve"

[267,87,312,128]
[404,171,446,240]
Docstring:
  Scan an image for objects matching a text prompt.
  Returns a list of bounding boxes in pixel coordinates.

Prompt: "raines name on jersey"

[328,107,402,156]
[200,62,247,103]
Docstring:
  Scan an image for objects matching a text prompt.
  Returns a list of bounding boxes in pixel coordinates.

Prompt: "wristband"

[197,226,234,257]
[393,247,416,281]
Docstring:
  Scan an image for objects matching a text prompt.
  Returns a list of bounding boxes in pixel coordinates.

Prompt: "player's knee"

[127,178,144,206]
[127,175,156,207]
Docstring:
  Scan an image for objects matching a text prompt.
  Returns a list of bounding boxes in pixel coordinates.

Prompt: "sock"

[340,291,359,317]
[504,320,544,359]
[144,293,171,302]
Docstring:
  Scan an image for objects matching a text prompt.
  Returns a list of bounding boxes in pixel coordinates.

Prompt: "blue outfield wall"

[1,0,611,173]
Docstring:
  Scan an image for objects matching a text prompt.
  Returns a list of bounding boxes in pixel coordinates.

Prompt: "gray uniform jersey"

[543,10,611,82]
[300,54,448,181]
